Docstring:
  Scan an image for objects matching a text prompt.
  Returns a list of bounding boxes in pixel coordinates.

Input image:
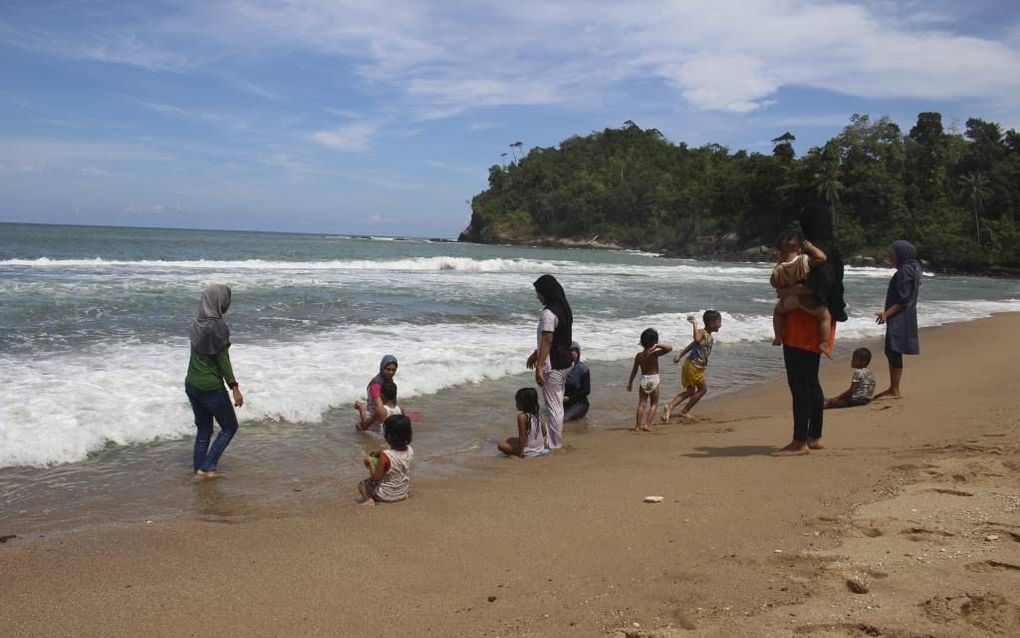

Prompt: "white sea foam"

[0,256,912,283]
[2,298,1017,468]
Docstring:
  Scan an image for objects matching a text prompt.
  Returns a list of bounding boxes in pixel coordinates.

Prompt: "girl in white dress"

[497,388,548,458]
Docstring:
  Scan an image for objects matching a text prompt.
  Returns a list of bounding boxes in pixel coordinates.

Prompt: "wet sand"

[3,314,1019,637]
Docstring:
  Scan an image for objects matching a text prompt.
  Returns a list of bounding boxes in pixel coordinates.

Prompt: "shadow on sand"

[682,445,777,458]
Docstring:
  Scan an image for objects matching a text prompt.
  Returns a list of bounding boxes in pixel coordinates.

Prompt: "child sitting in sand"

[664,310,722,423]
[771,231,833,358]
[497,387,549,458]
[358,414,413,505]
[355,380,402,436]
[825,348,876,409]
[626,328,673,432]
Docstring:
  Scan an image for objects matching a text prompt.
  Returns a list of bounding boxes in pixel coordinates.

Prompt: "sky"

[1,1,1019,237]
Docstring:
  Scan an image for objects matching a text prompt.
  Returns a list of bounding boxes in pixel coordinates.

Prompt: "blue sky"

[1,1,1019,237]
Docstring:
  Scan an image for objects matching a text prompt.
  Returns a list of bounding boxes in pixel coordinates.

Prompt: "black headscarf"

[189,284,232,355]
[800,203,848,322]
[533,274,574,369]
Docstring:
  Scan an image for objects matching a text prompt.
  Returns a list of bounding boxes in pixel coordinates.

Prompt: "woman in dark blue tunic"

[563,342,590,421]
[875,240,921,399]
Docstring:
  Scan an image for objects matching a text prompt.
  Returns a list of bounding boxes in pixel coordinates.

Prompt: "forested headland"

[459,114,1020,274]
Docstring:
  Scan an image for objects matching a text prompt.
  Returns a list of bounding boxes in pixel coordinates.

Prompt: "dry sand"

[3,314,1019,637]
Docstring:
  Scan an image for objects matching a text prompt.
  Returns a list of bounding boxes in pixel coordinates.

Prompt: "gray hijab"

[189,284,232,355]
[370,354,398,388]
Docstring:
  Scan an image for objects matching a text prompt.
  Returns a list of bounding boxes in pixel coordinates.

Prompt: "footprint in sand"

[922,592,1020,634]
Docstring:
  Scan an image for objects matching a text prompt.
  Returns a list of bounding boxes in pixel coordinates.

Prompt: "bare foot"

[641,425,652,432]
[195,470,221,479]
[873,389,902,400]
[661,406,671,423]
[819,343,834,360]
[360,498,376,507]
[772,442,809,457]
[678,413,695,423]
[807,438,824,450]
[771,337,783,346]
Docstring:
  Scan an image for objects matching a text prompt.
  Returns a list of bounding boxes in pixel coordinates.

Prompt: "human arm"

[686,315,698,341]
[875,304,904,325]
[831,381,854,402]
[879,268,918,324]
[369,451,390,482]
[516,413,529,458]
[673,341,694,363]
[775,284,815,298]
[846,380,860,398]
[215,348,244,408]
[801,240,827,267]
[534,331,553,386]
[654,343,673,357]
[574,369,591,402]
[356,405,386,432]
[626,355,639,392]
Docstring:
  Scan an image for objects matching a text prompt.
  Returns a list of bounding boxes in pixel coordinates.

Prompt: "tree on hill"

[461,116,1020,273]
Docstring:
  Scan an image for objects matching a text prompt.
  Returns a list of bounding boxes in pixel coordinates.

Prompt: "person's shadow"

[682,445,776,458]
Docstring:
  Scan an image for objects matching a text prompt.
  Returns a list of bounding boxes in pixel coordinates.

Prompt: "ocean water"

[2,222,1019,534]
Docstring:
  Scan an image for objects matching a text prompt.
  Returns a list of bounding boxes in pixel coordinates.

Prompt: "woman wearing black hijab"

[774,204,846,457]
[185,284,244,477]
[526,274,573,448]
[875,240,921,398]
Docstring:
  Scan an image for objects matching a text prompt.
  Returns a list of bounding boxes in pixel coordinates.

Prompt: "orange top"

[783,309,836,354]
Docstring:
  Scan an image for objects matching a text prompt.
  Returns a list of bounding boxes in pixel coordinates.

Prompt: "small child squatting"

[825,347,876,409]
[664,311,722,423]
[626,328,673,432]
[358,414,414,505]
[771,232,834,359]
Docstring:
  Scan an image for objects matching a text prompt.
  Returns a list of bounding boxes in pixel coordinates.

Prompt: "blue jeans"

[185,382,239,472]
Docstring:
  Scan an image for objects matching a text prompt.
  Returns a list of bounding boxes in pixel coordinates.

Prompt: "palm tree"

[509,141,524,163]
[957,171,991,245]
[813,163,845,225]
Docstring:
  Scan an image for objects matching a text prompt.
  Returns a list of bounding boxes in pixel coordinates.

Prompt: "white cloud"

[2,0,1020,117]
[123,203,167,215]
[310,121,381,152]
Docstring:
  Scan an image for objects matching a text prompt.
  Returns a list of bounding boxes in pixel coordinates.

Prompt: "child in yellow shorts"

[663,310,722,423]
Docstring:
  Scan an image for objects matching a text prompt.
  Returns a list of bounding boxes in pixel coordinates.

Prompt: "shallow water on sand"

[1,222,1019,536]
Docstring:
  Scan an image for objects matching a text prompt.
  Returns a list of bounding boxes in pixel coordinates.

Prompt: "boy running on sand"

[663,310,722,423]
[626,328,673,432]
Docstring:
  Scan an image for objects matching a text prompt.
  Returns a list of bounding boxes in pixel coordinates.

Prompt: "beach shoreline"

[4,314,1019,637]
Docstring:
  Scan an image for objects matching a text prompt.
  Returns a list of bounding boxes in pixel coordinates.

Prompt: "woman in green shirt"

[185,284,244,477]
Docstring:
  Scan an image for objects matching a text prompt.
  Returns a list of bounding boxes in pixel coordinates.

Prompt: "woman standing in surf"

[184,284,244,477]
[526,274,573,449]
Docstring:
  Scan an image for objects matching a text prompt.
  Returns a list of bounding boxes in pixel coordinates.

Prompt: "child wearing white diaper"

[626,328,672,432]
